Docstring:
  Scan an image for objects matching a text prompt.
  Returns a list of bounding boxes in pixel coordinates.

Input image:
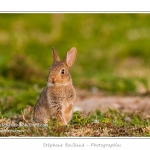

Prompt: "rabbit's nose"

[51,78,56,83]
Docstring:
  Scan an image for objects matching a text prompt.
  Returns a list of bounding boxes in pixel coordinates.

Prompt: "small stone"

[90,87,99,94]
[93,119,99,123]
[73,106,83,112]
[124,117,131,122]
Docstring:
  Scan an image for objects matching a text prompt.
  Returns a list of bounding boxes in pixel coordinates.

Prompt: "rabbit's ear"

[64,47,77,68]
[52,47,60,62]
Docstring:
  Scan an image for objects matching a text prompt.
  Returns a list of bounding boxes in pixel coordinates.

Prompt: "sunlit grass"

[1,14,150,94]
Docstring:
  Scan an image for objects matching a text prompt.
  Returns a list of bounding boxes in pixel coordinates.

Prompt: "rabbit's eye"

[61,69,65,74]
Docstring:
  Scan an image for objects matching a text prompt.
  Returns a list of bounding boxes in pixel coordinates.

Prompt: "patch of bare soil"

[74,89,150,116]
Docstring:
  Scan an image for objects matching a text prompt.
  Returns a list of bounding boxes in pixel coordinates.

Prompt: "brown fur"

[33,47,77,125]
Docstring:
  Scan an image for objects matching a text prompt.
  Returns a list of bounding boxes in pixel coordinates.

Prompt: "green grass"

[1,14,150,94]
[0,14,150,136]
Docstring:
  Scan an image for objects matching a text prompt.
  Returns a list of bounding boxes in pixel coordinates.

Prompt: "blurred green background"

[0,14,150,117]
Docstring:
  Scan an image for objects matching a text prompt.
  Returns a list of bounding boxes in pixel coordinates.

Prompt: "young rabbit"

[33,47,77,125]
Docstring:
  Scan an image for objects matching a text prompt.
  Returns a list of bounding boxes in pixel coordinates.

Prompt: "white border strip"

[0,0,150,12]
[0,137,150,150]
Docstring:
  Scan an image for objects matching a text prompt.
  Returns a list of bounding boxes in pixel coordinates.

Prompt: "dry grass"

[0,106,150,137]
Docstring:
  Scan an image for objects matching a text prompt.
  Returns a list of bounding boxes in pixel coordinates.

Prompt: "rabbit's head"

[47,47,77,86]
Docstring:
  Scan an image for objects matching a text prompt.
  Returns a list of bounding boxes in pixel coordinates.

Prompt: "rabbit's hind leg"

[33,107,50,124]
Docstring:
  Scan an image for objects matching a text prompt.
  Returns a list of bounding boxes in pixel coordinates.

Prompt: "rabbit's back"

[33,87,50,123]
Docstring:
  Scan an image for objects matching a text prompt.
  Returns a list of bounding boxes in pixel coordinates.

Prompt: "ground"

[75,89,150,116]
[0,89,150,137]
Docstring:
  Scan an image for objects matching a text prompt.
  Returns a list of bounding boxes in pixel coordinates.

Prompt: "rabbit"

[33,47,77,125]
